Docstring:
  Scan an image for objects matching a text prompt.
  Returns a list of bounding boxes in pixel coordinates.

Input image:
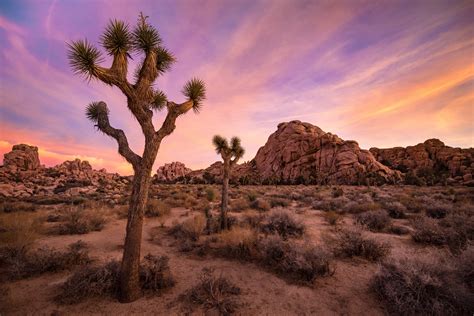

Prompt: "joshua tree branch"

[155,100,194,141]
[95,102,142,168]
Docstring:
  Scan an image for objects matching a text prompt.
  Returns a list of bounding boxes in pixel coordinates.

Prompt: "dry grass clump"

[425,202,452,219]
[0,212,42,252]
[372,253,474,315]
[56,260,120,304]
[169,214,206,241]
[250,198,271,212]
[51,207,107,235]
[230,198,250,212]
[0,201,37,213]
[0,240,91,281]
[257,236,334,284]
[215,227,258,260]
[382,201,407,219]
[331,187,344,198]
[269,197,291,208]
[211,227,333,284]
[323,211,343,226]
[57,253,174,304]
[145,199,171,218]
[205,187,216,201]
[343,201,380,214]
[355,210,391,232]
[412,216,471,253]
[260,210,305,239]
[329,228,391,261]
[182,268,241,315]
[312,197,349,212]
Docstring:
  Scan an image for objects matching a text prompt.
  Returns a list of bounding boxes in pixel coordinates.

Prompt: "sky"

[0,0,473,175]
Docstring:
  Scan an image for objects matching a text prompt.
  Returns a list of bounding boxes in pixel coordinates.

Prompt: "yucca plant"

[212,136,245,230]
[67,13,206,302]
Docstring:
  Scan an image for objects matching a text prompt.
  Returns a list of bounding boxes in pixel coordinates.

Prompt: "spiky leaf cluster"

[67,40,103,80]
[86,102,109,123]
[132,13,161,52]
[155,47,175,74]
[212,135,229,155]
[182,78,206,113]
[100,19,131,56]
[230,137,245,159]
[213,135,245,161]
[151,90,167,111]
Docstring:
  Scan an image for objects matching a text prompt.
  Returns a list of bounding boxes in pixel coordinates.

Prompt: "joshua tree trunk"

[220,159,230,230]
[119,167,149,301]
[119,140,161,302]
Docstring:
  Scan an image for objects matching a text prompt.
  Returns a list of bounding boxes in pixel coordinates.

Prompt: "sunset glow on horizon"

[1,0,473,175]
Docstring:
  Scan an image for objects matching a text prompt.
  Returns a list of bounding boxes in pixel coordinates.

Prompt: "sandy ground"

[5,184,466,315]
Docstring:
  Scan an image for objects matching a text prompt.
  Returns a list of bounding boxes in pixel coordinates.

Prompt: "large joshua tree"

[67,14,206,302]
[212,136,245,230]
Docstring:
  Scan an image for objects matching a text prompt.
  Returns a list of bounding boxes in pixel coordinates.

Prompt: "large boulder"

[252,121,401,184]
[154,162,192,182]
[3,144,41,172]
[370,139,474,185]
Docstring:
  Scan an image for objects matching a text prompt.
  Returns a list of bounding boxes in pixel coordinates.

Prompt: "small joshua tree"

[212,136,245,230]
[67,14,206,302]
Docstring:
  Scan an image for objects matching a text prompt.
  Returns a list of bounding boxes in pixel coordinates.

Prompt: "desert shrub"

[114,205,129,219]
[169,214,206,241]
[215,227,258,260]
[372,255,474,315]
[258,236,334,283]
[270,197,290,208]
[260,210,305,239]
[400,197,424,213]
[355,210,391,232]
[246,191,259,202]
[239,212,264,229]
[56,260,121,304]
[343,201,381,214]
[331,187,344,198]
[0,201,37,213]
[323,211,343,226]
[412,217,468,253]
[0,212,42,252]
[389,225,410,235]
[140,254,175,291]
[425,202,452,219]
[182,268,241,315]
[382,201,407,219]
[329,228,390,261]
[250,198,271,212]
[0,240,91,281]
[230,198,250,211]
[455,247,474,290]
[145,199,171,218]
[57,254,174,304]
[52,207,106,235]
[205,188,216,202]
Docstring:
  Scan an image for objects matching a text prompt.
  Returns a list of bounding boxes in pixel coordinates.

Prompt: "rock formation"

[0,145,130,200]
[252,121,401,184]
[154,162,192,182]
[370,139,474,186]
[3,144,41,172]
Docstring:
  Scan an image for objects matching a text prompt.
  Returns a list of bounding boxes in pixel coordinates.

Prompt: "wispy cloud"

[1,0,473,174]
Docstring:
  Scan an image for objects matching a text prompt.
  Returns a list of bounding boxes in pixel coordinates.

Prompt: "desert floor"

[1,185,472,315]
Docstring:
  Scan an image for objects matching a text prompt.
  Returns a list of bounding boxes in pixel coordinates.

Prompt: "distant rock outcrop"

[0,145,130,200]
[370,139,474,186]
[154,162,192,182]
[3,144,41,172]
[252,121,401,184]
